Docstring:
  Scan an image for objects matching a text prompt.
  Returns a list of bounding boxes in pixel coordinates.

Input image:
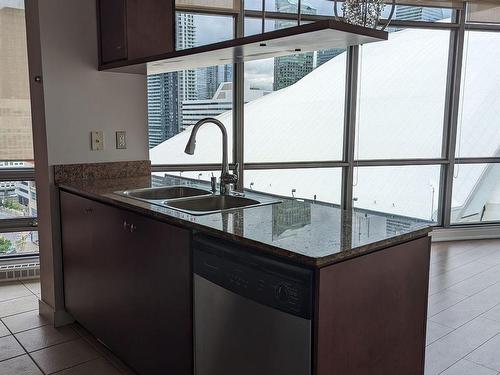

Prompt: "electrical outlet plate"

[90,131,104,151]
[116,131,127,150]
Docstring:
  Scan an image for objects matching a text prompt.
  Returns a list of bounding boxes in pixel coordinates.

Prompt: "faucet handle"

[210,175,217,194]
[233,163,240,180]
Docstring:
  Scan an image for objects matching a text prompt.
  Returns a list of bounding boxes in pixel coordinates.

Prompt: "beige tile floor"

[0,279,134,374]
[0,239,499,374]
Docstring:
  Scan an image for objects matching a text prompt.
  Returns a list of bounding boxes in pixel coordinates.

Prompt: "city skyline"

[147,3,452,148]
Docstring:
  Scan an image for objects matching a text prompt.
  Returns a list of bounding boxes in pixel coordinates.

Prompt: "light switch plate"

[116,131,127,150]
[90,131,104,151]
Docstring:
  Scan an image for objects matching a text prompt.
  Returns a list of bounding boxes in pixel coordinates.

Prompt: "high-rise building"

[395,5,445,22]
[147,73,179,148]
[197,66,219,100]
[147,13,196,147]
[316,49,344,68]
[177,13,197,103]
[273,0,316,91]
[197,65,233,100]
[222,65,232,83]
[182,82,270,130]
[0,7,33,161]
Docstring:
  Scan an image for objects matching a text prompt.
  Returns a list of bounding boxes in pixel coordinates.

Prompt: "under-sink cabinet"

[60,191,192,375]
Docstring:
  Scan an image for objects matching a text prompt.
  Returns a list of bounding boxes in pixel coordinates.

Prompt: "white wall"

[38,0,148,165]
[29,0,148,322]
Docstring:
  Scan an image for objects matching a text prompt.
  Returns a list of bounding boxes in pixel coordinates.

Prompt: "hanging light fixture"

[333,0,396,31]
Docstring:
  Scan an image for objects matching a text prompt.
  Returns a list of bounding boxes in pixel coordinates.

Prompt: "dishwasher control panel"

[193,237,314,319]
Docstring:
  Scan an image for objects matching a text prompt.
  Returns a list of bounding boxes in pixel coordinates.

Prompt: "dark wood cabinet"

[97,0,128,64]
[97,0,175,66]
[314,236,431,375]
[60,191,192,375]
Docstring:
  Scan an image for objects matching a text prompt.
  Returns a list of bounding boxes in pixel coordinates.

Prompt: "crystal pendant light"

[334,0,396,30]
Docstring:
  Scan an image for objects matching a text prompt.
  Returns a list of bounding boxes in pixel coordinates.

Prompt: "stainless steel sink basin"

[166,195,276,215]
[122,186,211,201]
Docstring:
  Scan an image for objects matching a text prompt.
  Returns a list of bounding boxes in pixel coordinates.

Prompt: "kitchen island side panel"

[315,236,431,375]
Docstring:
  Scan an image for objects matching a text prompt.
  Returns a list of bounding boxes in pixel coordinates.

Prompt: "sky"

[0,0,24,9]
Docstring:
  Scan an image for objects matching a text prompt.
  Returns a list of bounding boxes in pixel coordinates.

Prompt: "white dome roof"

[151,27,500,221]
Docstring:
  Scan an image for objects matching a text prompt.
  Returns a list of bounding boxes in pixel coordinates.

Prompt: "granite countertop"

[58,175,432,268]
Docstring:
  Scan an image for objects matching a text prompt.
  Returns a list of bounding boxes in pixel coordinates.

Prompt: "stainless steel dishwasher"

[193,236,313,375]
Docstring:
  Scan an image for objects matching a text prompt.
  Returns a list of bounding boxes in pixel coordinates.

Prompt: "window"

[244,168,342,204]
[245,0,338,16]
[0,1,38,258]
[353,166,441,223]
[243,48,346,162]
[0,181,37,218]
[0,231,38,257]
[244,13,347,163]
[356,29,450,159]
[450,30,500,227]
[148,63,233,164]
[382,5,452,22]
[175,12,234,51]
[451,163,500,224]
[456,31,500,158]
[148,13,234,165]
[148,4,500,231]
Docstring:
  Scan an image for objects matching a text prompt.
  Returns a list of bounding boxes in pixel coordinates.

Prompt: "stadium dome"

[151,27,500,221]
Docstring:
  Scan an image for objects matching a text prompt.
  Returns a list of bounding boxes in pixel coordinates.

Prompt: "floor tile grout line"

[0,308,39,321]
[0,292,37,304]
[19,336,83,357]
[429,299,500,347]
[437,332,500,375]
[429,265,500,300]
[429,269,500,296]
[26,335,103,375]
[428,286,499,320]
[77,331,130,374]
[74,326,136,374]
[2,320,51,335]
[466,357,500,373]
[47,356,105,375]
[430,245,498,272]
[19,279,41,297]
[429,276,500,319]
[429,245,500,278]
[0,353,29,365]
[0,312,47,375]
[429,260,500,294]
[427,292,470,318]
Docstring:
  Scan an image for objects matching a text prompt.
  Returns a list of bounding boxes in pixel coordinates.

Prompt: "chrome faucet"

[184,117,238,195]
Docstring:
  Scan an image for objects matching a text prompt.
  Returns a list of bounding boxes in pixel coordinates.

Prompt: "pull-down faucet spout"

[184,117,238,195]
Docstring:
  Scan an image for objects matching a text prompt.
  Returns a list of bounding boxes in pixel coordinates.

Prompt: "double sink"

[117,186,280,215]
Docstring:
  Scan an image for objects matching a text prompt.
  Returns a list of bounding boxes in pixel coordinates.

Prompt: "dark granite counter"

[58,175,432,268]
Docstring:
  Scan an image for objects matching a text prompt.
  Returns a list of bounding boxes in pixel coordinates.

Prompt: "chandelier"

[333,0,396,30]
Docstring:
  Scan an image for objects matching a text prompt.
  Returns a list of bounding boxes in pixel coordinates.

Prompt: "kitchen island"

[58,174,432,375]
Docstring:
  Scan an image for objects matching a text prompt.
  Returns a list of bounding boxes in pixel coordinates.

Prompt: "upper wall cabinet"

[97,0,388,74]
[97,0,175,66]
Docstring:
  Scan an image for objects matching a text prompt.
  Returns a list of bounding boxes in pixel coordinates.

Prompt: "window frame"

[151,1,500,230]
[0,164,38,258]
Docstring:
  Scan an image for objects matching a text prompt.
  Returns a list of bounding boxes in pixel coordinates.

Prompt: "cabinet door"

[98,0,128,64]
[126,0,175,60]
[61,191,123,336]
[61,192,192,375]
[101,208,192,375]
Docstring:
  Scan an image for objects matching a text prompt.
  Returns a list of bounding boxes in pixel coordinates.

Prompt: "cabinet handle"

[123,221,136,233]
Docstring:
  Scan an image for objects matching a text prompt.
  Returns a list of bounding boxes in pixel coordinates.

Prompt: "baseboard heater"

[0,261,40,281]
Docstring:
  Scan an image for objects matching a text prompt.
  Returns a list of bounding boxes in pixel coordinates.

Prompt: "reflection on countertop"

[58,174,432,267]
